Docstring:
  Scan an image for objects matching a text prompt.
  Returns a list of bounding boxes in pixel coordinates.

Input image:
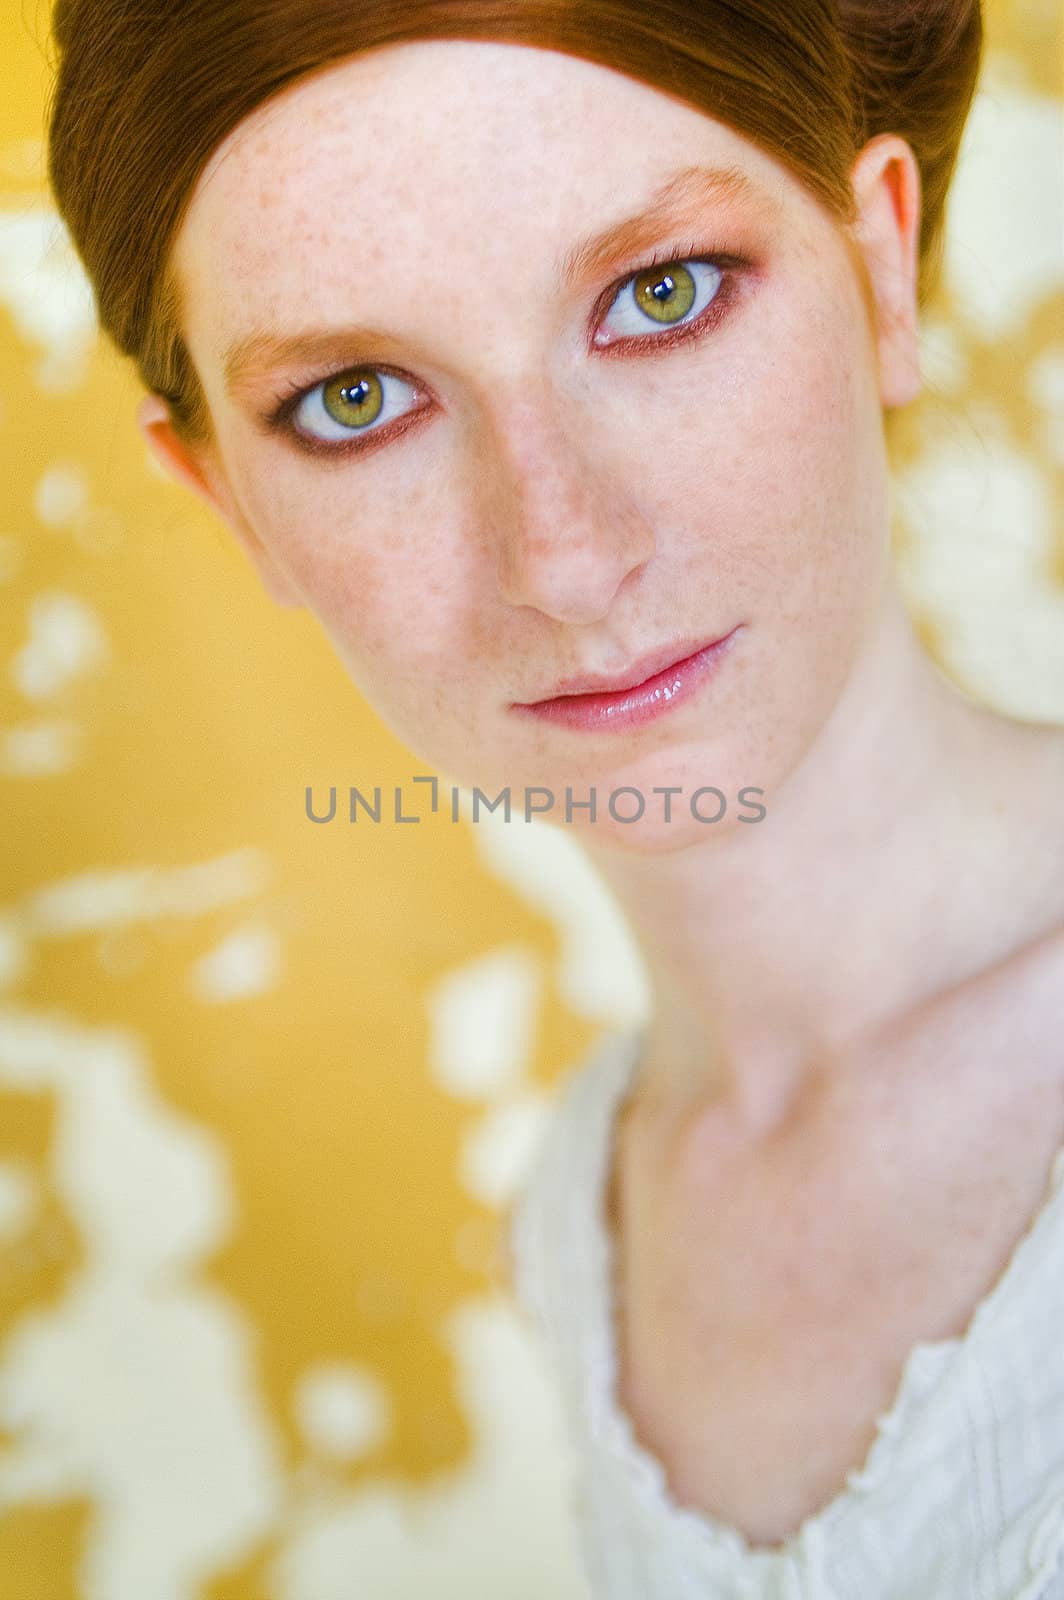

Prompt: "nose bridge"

[496,386,589,513]
[483,379,656,620]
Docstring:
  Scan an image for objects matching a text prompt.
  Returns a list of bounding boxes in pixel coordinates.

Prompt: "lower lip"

[512,627,741,733]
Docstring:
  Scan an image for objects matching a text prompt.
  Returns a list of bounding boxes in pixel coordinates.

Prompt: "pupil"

[653,275,675,303]
[341,381,368,404]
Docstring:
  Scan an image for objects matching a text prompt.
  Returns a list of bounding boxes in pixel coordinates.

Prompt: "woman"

[46,0,1064,1591]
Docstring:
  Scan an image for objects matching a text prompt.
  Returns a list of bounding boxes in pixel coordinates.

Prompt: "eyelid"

[259,364,426,439]
[591,242,749,352]
[591,237,746,317]
[261,237,753,455]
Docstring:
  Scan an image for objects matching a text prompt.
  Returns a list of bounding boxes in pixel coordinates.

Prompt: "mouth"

[510,626,742,734]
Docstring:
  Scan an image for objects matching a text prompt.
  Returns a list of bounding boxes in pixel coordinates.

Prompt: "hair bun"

[838,0,984,296]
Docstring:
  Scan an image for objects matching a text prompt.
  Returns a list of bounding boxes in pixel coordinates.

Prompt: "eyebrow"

[223,162,771,400]
[558,162,768,286]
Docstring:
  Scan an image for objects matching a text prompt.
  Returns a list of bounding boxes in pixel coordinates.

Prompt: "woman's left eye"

[595,254,736,348]
[265,249,746,457]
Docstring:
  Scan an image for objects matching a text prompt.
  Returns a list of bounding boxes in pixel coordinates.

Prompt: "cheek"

[672,284,884,607]
[238,460,474,667]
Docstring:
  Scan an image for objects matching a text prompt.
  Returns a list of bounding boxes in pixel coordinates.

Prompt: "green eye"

[321,370,384,429]
[598,256,726,345]
[631,262,697,325]
[286,365,420,447]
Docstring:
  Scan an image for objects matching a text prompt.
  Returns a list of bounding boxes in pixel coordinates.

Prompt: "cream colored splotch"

[34,463,90,530]
[274,1298,592,1600]
[426,945,541,1099]
[466,800,652,1025]
[0,720,83,776]
[898,436,1064,717]
[426,942,552,1205]
[0,1007,286,1600]
[1028,347,1064,469]
[944,70,1064,337]
[459,1091,555,1209]
[189,924,283,1003]
[0,1158,37,1241]
[0,912,29,986]
[293,1363,391,1462]
[11,593,107,701]
[25,850,271,937]
[0,208,96,390]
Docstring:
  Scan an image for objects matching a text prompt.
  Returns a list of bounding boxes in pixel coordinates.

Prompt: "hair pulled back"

[46,0,983,449]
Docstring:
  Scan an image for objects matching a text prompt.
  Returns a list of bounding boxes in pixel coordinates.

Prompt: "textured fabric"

[509,1026,1064,1599]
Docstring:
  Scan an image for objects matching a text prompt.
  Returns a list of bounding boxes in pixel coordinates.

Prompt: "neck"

[582,576,1048,1132]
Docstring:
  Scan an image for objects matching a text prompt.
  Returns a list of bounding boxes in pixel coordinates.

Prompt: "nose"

[486,393,656,623]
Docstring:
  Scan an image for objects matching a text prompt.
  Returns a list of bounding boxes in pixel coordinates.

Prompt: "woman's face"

[157,39,918,852]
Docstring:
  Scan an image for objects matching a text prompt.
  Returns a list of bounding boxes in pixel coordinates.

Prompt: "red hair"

[46,0,982,448]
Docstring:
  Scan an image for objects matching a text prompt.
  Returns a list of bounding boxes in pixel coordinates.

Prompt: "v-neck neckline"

[583,1025,1064,1566]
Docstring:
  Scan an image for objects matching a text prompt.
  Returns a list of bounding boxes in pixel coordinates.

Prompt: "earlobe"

[136,393,303,610]
[849,135,923,411]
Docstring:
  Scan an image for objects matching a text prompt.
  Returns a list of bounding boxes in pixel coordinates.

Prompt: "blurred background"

[0,2,1062,1596]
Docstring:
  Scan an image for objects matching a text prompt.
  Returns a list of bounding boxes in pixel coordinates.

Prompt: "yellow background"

[0,4,1062,1595]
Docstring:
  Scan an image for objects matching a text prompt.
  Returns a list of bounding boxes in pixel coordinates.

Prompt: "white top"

[508,1024,1064,1599]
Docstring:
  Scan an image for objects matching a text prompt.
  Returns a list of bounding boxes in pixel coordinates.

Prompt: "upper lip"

[519,631,735,703]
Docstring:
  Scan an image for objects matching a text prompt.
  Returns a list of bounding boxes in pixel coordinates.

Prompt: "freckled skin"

[166,41,898,851]
[146,37,1064,1121]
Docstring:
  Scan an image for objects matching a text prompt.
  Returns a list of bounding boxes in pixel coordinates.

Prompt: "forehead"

[174,39,804,367]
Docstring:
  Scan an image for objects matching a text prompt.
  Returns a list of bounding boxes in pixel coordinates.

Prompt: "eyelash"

[261,239,751,461]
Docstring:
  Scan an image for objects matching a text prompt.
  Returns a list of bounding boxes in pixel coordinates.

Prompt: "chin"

[432,729,776,850]
[560,796,768,857]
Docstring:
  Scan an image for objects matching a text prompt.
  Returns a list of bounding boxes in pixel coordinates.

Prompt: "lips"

[517,631,737,705]
[509,626,742,734]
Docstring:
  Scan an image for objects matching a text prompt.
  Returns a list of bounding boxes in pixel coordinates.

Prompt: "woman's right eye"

[283,367,423,450]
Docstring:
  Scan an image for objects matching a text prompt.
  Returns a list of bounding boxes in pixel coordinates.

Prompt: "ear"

[137,393,303,609]
[848,134,923,411]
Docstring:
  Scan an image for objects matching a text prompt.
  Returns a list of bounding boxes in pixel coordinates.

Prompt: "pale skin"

[139,40,1064,1547]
